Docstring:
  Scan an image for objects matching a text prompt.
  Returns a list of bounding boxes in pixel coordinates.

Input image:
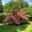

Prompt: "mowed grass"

[0,21,32,32]
[0,24,27,32]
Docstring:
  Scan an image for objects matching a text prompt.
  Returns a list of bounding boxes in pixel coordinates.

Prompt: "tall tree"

[4,0,29,13]
[0,0,3,13]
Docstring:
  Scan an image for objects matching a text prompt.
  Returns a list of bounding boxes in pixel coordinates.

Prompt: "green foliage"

[0,0,3,13]
[5,2,18,13]
[23,7,32,15]
[0,16,3,23]
[0,0,3,23]
[4,0,29,13]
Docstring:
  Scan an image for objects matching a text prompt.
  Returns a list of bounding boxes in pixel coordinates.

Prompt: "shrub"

[3,10,29,25]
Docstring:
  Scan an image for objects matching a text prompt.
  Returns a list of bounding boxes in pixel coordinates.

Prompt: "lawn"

[0,21,32,32]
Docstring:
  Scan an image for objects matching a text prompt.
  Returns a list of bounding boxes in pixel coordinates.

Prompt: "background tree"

[0,0,3,23]
[0,0,3,13]
[4,0,29,13]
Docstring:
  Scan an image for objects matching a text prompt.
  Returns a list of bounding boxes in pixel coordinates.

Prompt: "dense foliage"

[0,0,3,23]
[4,0,29,13]
[0,0,3,13]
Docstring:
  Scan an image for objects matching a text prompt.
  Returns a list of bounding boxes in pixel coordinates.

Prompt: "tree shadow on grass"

[7,23,29,31]
[0,23,29,32]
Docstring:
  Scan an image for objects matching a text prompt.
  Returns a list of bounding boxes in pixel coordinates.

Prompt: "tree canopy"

[4,0,29,13]
[0,0,3,13]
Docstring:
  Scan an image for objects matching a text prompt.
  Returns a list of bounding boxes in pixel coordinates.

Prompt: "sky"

[2,0,10,5]
[2,0,32,5]
[25,0,32,5]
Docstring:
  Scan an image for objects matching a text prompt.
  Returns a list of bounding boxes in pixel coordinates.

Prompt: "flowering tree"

[3,9,29,25]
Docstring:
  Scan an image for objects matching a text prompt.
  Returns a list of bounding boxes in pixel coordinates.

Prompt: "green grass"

[0,24,28,32]
[0,21,32,32]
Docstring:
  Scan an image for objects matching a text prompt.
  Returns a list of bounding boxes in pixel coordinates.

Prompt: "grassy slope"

[0,21,32,32]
